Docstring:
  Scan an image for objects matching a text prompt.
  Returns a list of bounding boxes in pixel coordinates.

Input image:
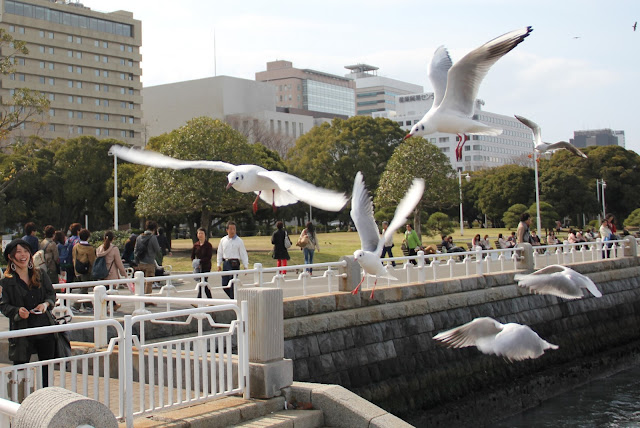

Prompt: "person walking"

[405,224,422,265]
[298,222,320,273]
[96,231,125,311]
[71,228,95,313]
[21,222,39,254]
[40,225,59,282]
[380,221,396,267]
[191,227,214,300]
[216,221,249,299]
[271,221,290,274]
[55,230,73,285]
[156,227,172,266]
[517,212,532,245]
[1,239,56,387]
[134,221,162,307]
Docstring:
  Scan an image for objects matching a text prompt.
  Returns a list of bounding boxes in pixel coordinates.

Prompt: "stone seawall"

[282,257,640,427]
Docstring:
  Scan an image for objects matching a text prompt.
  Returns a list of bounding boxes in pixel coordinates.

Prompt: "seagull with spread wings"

[350,171,424,298]
[404,27,533,162]
[514,264,602,299]
[110,145,348,213]
[515,115,587,158]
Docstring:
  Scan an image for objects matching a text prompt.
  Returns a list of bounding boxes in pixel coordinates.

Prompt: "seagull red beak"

[403,133,411,140]
[226,182,233,190]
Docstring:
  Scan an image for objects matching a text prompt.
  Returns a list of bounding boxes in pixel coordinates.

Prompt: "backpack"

[75,259,90,274]
[58,242,72,266]
[33,250,47,270]
[91,256,109,280]
[134,237,149,261]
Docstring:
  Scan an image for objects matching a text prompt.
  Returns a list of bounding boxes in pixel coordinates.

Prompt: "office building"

[345,63,423,116]
[570,128,625,149]
[255,60,355,118]
[374,92,534,171]
[0,0,143,145]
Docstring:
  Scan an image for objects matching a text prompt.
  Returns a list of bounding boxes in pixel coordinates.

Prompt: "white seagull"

[433,317,558,362]
[404,27,533,162]
[514,264,602,299]
[350,171,425,298]
[110,145,348,213]
[515,115,587,158]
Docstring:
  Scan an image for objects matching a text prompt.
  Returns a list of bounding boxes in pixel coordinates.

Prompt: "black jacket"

[271,229,291,260]
[0,269,56,362]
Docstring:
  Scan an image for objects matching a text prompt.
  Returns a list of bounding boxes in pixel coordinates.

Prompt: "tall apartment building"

[570,128,625,149]
[0,0,143,145]
[374,93,534,171]
[255,60,355,118]
[345,63,423,116]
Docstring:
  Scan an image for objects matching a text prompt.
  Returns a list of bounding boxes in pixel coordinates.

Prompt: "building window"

[95,69,100,77]
[39,76,45,84]
[67,35,73,42]
[68,50,73,57]
[48,47,54,54]
[77,126,83,134]
[68,80,73,88]
[75,36,81,44]
[76,96,82,103]
[102,70,108,77]
[68,111,74,118]
[49,109,55,116]
[94,54,100,62]
[76,51,82,59]
[103,100,109,107]
[102,56,108,63]
[94,40,99,47]
[49,124,55,131]
[77,112,83,119]
[439,137,449,143]
[103,85,109,92]
[76,67,82,74]
[76,82,82,89]
[96,129,101,136]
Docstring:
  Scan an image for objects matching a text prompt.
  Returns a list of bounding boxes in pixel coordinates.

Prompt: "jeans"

[222,260,240,299]
[303,248,315,272]
[381,246,396,266]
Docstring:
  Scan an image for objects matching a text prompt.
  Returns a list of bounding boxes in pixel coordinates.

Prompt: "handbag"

[284,231,292,249]
[296,234,309,248]
[48,310,72,359]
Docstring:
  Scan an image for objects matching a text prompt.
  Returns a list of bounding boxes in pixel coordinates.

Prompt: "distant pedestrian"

[405,224,422,265]
[122,233,137,267]
[380,221,396,267]
[21,222,39,254]
[96,231,125,311]
[298,222,320,273]
[271,221,290,274]
[191,227,213,300]
[517,212,531,245]
[67,223,82,248]
[55,230,73,284]
[156,227,172,266]
[134,221,162,307]
[71,228,95,312]
[217,221,249,299]
[40,225,59,282]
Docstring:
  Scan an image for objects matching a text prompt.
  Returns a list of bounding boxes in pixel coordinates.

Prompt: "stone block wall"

[283,258,640,427]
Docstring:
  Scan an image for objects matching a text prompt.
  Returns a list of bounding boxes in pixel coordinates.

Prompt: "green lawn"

[163,227,534,272]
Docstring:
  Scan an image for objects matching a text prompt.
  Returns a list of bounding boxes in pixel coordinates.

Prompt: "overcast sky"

[80,0,639,153]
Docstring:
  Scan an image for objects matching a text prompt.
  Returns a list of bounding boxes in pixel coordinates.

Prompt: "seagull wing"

[258,170,348,212]
[440,27,533,117]
[433,317,504,348]
[429,46,453,109]
[110,145,236,172]
[493,324,558,361]
[378,178,425,254]
[564,268,602,297]
[350,172,382,252]
[514,115,542,147]
[545,141,588,158]
[515,265,583,299]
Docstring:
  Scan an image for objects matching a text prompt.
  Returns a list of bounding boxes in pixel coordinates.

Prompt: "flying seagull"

[633,21,637,31]
[404,26,533,162]
[350,171,424,298]
[110,145,348,213]
[514,115,587,158]
[514,264,602,299]
[433,317,558,362]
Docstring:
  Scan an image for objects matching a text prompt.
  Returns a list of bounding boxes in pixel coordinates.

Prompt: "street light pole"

[596,178,606,221]
[108,149,119,231]
[533,149,541,233]
[601,179,606,219]
[459,171,470,236]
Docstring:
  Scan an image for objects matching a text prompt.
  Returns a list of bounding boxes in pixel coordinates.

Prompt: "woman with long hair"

[271,221,290,274]
[96,231,125,311]
[299,222,320,274]
[191,227,213,300]
[0,239,56,387]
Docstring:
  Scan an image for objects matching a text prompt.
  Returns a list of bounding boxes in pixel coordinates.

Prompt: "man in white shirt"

[217,221,249,299]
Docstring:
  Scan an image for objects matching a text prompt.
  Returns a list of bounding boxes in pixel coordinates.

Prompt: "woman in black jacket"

[0,239,56,387]
[271,221,290,274]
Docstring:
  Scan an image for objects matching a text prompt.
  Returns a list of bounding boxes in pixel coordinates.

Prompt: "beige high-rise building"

[0,0,143,145]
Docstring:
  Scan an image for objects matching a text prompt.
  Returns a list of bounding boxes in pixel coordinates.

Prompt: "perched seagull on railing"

[350,171,424,298]
[515,115,587,158]
[514,264,602,299]
[404,27,533,162]
[433,317,558,362]
[110,145,348,213]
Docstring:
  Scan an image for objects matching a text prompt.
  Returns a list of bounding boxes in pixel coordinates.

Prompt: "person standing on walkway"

[1,239,56,387]
[404,224,422,265]
[191,227,213,299]
[21,222,39,254]
[299,222,320,274]
[380,221,396,267]
[40,225,59,282]
[217,221,249,299]
[134,221,162,307]
[71,228,95,313]
[156,227,172,266]
[517,212,532,245]
[271,221,290,274]
[96,231,125,311]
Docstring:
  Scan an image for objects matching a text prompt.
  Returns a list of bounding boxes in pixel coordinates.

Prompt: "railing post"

[596,238,603,260]
[516,243,534,271]
[475,246,483,275]
[338,256,361,292]
[253,263,263,287]
[123,315,134,428]
[132,271,149,316]
[93,285,108,348]
[416,250,426,283]
[624,235,638,257]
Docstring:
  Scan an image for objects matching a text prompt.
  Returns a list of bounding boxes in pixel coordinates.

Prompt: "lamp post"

[533,149,541,233]
[596,178,606,220]
[108,148,118,231]
[459,171,471,236]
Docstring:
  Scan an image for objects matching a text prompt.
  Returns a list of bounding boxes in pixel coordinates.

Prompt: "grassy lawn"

[163,227,528,272]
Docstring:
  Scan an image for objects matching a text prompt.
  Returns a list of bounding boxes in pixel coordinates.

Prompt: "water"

[494,365,640,428]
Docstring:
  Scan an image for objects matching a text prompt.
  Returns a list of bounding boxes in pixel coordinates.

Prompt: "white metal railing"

[0,295,249,428]
[533,238,625,269]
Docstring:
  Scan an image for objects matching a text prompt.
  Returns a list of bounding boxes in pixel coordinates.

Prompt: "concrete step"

[233,409,324,428]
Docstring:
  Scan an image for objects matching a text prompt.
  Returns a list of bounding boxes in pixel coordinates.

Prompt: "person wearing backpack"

[71,228,95,313]
[134,221,162,306]
[96,231,125,311]
[55,230,74,284]
[40,225,59,283]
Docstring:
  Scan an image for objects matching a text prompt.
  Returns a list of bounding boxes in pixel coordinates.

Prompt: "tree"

[502,204,528,229]
[476,165,534,225]
[424,212,454,237]
[0,29,50,146]
[539,167,595,221]
[624,208,640,227]
[375,138,458,236]
[135,117,257,233]
[528,202,559,233]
